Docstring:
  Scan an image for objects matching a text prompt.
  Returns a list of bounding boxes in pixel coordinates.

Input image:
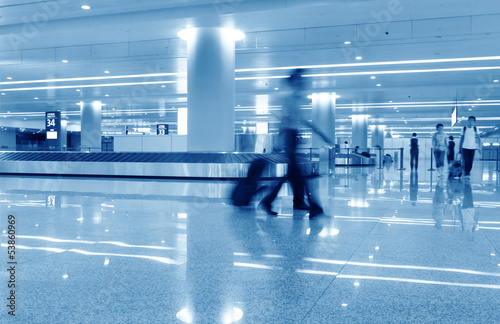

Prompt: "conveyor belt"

[334,153,376,166]
[0,151,317,179]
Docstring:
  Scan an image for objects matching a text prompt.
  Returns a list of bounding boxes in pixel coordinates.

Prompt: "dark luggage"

[231,158,267,206]
[361,152,371,158]
[449,153,463,179]
[383,154,393,164]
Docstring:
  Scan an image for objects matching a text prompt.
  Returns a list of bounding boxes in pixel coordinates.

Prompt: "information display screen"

[157,124,169,135]
[45,111,61,151]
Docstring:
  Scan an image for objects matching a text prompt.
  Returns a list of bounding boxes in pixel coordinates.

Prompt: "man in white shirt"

[459,116,482,182]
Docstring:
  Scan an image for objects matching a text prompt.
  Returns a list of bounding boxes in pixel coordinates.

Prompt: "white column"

[312,93,336,147]
[372,125,385,149]
[184,27,236,152]
[81,101,102,152]
[61,120,68,151]
[352,115,368,150]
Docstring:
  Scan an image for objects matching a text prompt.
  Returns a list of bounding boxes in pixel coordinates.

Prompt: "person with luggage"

[410,133,419,171]
[459,116,482,183]
[447,136,455,167]
[432,123,449,178]
[260,69,332,219]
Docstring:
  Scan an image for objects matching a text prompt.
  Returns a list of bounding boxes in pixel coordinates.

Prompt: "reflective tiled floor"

[1,159,500,323]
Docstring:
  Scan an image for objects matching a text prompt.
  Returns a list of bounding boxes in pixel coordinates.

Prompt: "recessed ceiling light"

[34,97,38,100]
[477,98,482,100]
[105,94,109,97]
[1,93,5,95]
[6,77,12,80]
[62,60,69,63]
[371,76,376,79]
[468,108,472,111]
[81,5,91,10]
[355,56,362,60]
[376,84,381,86]
[104,71,110,74]
[161,85,166,88]
[389,100,392,103]
[472,105,475,107]
[344,41,351,45]
[76,89,81,92]
[494,80,499,83]
[274,88,279,90]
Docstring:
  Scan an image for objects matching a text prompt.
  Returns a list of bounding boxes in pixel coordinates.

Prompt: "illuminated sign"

[45,111,61,150]
[157,124,169,135]
[451,107,458,127]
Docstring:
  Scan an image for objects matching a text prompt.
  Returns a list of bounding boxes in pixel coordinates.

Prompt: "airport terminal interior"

[1,0,500,323]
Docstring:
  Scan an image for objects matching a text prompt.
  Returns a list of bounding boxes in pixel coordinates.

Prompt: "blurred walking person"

[432,123,448,178]
[410,133,419,171]
[459,116,482,183]
[261,69,332,219]
[447,136,455,167]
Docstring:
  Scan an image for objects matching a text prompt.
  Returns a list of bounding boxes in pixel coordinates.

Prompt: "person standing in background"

[459,116,482,183]
[448,136,455,166]
[432,124,449,178]
[410,133,419,171]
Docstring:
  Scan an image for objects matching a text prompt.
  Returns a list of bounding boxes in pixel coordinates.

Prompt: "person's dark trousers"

[263,128,306,205]
[410,151,418,170]
[462,148,475,176]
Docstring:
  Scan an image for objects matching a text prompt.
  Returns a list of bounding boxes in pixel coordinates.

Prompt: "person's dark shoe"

[293,201,310,210]
[260,200,278,216]
[309,206,325,219]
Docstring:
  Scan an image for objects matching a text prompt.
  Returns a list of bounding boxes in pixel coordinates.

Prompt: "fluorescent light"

[1,80,177,91]
[0,72,183,85]
[303,66,500,78]
[236,55,500,73]
[81,5,91,10]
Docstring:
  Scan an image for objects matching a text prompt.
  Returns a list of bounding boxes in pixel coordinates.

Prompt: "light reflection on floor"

[0,159,499,323]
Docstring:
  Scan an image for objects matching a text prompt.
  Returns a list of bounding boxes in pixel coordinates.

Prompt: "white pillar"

[184,27,236,152]
[81,101,102,152]
[312,93,336,147]
[61,120,68,151]
[352,115,368,150]
[372,125,385,149]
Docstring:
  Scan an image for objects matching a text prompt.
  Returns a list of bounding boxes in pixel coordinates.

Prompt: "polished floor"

[1,159,500,323]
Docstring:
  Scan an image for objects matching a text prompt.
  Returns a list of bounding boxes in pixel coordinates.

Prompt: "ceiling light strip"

[1,81,177,92]
[0,73,185,86]
[304,66,500,78]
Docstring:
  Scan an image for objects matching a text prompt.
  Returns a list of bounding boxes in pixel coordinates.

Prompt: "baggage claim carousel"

[0,151,318,179]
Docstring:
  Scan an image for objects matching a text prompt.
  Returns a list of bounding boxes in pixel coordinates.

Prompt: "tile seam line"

[298,202,388,323]
[482,226,500,262]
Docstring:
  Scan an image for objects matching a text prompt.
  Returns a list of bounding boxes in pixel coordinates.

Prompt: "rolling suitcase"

[231,158,267,206]
[448,153,463,179]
